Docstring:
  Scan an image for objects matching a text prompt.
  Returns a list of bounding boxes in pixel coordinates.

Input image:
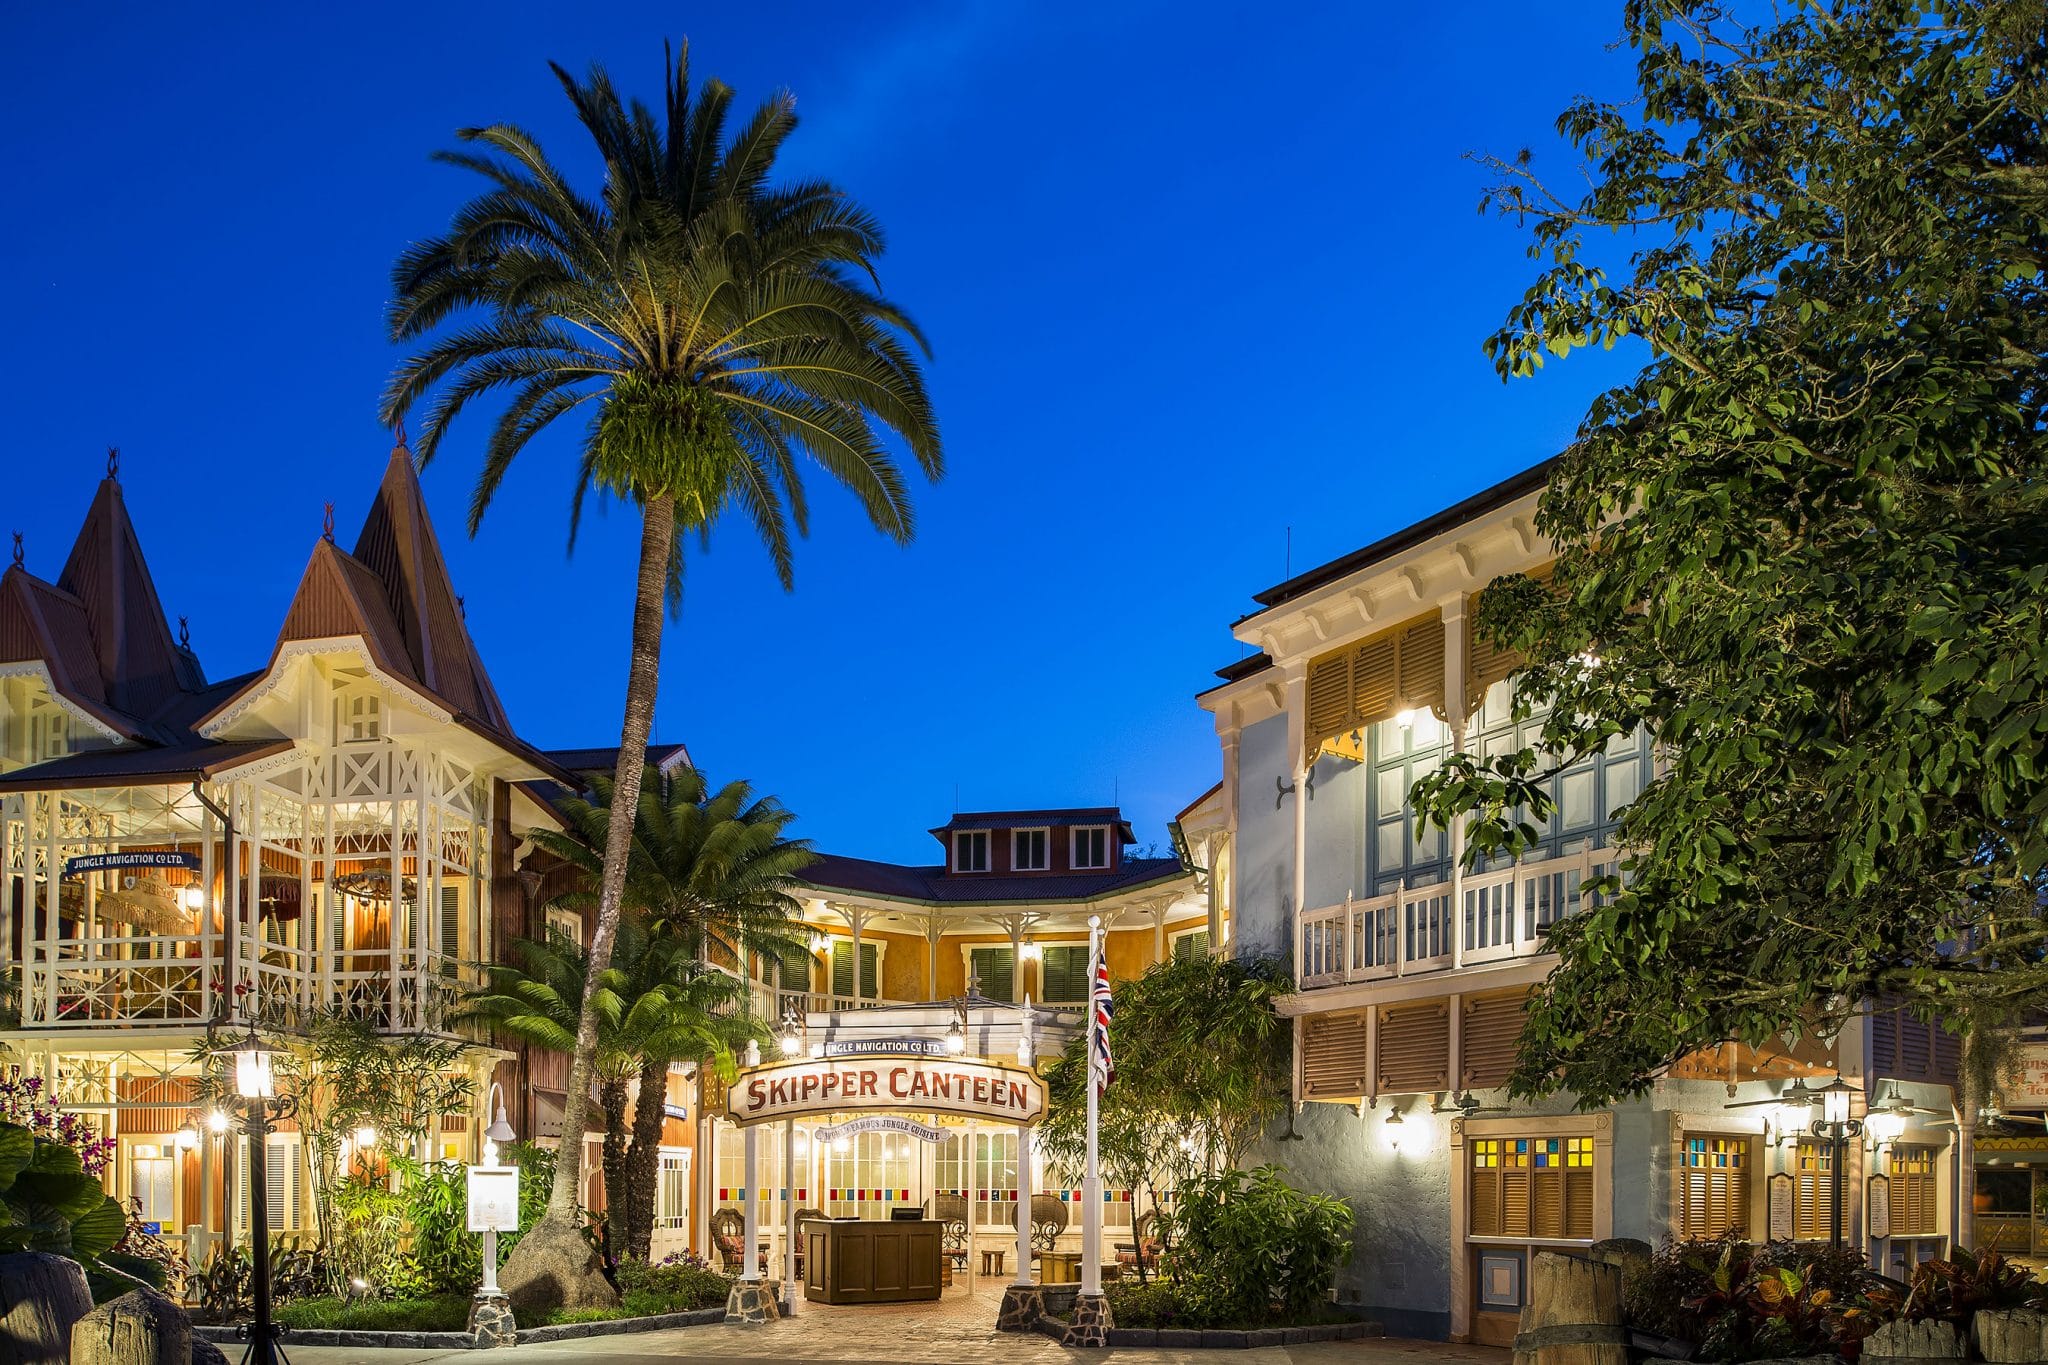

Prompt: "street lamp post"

[229,1030,293,1365]
[1811,1077,1864,1250]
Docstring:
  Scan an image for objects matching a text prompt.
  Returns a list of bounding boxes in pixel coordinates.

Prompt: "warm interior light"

[174,1128,199,1151]
[832,1135,850,1154]
[944,1018,965,1055]
[206,1109,231,1134]
[179,884,205,912]
[352,1125,377,1149]
[810,932,830,954]
[1821,1078,1854,1126]
[1018,943,1043,962]
[1867,1103,1910,1146]
[1392,709,1419,730]
[232,1036,276,1101]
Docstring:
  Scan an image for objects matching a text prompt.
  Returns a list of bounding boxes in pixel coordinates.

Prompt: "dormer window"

[1012,828,1048,872]
[1072,826,1111,870]
[953,830,989,873]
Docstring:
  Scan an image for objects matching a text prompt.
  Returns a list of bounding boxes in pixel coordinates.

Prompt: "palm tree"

[461,920,755,1264]
[383,43,940,1303]
[523,763,814,1257]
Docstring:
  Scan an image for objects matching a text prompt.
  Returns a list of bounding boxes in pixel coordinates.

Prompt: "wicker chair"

[1115,1209,1163,1275]
[934,1193,971,1273]
[1029,1193,1068,1253]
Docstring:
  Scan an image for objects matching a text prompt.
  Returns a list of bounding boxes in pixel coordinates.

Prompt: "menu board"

[1767,1172,1795,1241]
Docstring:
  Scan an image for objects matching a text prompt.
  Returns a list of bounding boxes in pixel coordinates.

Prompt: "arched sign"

[727,1055,1046,1128]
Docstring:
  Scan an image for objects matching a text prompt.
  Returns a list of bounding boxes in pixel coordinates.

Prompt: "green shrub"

[1164,1165,1352,1326]
[1103,1279,1189,1329]
[275,1294,470,1333]
[1625,1236,1892,1361]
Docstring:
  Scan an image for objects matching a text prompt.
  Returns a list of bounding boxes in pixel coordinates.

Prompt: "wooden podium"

[803,1218,945,1304]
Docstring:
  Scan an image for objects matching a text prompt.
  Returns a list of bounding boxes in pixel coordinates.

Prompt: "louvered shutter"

[970,947,1014,1001]
[1351,635,1400,729]
[1564,1168,1594,1238]
[1870,1008,1900,1075]
[1377,999,1450,1094]
[1301,611,1446,760]
[1459,991,1528,1091]
[1300,1011,1370,1101]
[1397,619,1445,717]
[1305,653,1354,752]
[440,885,461,961]
[1471,1170,1501,1235]
[831,942,878,998]
[773,941,813,990]
[328,887,344,953]
[1040,946,1087,1002]
[1464,563,1557,714]
[1501,1167,1532,1236]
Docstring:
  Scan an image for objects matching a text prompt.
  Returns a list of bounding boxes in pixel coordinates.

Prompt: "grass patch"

[274,1295,471,1333]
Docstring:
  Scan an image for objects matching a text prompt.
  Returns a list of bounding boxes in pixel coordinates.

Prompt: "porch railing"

[1297,846,1621,990]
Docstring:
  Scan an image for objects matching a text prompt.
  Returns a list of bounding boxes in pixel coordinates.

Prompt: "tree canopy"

[1413,0,2048,1103]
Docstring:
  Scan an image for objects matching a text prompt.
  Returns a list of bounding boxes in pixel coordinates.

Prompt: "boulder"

[1864,1318,1966,1363]
[70,1288,190,1365]
[1976,1309,2048,1365]
[0,1251,93,1365]
[495,1214,619,1316]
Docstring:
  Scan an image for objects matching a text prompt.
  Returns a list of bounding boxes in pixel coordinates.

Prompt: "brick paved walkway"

[285,1284,1513,1364]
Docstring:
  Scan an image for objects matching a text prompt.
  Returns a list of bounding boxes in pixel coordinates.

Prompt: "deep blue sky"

[1,3,1643,865]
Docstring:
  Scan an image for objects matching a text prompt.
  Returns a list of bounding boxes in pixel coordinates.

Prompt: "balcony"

[15,935,487,1037]
[1296,845,1621,990]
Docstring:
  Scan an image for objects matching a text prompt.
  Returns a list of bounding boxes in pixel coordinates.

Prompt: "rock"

[722,1280,780,1325]
[0,1251,93,1365]
[1865,1318,1966,1362]
[467,1291,518,1348]
[70,1288,190,1365]
[1976,1309,2048,1365]
[190,1338,229,1365]
[996,1283,1046,1333]
[495,1214,618,1317]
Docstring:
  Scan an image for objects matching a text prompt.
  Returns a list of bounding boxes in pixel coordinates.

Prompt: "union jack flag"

[1089,947,1115,1093]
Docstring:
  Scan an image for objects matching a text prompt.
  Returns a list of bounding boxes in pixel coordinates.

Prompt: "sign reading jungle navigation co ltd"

[726,1055,1046,1128]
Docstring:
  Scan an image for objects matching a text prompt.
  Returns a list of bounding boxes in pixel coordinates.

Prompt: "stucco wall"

[1234,713,1293,960]
[1303,752,1365,911]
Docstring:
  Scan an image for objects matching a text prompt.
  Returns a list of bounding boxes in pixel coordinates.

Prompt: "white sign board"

[727,1056,1046,1128]
[467,1166,521,1234]
[815,1115,947,1144]
[2005,1043,2048,1107]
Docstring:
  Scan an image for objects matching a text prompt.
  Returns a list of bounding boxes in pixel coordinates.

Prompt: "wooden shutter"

[1889,1145,1936,1236]
[773,941,812,990]
[1300,1010,1370,1101]
[1794,1140,1834,1239]
[1040,946,1087,1002]
[970,947,1014,1000]
[831,942,878,998]
[1301,610,1446,761]
[440,885,461,960]
[1377,998,1450,1094]
[1681,1136,1750,1238]
[1464,562,1556,714]
[1459,990,1528,1091]
[1173,931,1211,962]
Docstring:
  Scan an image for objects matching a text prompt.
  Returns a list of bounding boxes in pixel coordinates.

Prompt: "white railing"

[1297,846,1620,990]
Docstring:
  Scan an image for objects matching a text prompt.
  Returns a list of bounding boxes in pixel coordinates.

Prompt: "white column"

[1443,600,1470,969]
[1081,916,1104,1297]
[742,1123,760,1281]
[965,1121,978,1282]
[848,907,864,1007]
[1014,1122,1034,1286]
[783,1120,797,1307]
[1283,666,1308,986]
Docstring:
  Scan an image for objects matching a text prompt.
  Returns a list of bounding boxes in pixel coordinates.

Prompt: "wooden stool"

[980,1249,1006,1276]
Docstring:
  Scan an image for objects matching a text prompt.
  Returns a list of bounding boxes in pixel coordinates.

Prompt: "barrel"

[1512,1252,1627,1365]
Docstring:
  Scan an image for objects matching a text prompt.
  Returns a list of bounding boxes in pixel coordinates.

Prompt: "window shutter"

[265,1138,290,1230]
[831,942,878,998]
[970,947,1014,1001]
[1302,611,1447,761]
[440,885,461,960]
[1300,1010,1370,1101]
[1172,931,1210,962]
[328,888,344,953]
[775,941,812,990]
[1376,998,1450,1094]
[1459,990,1528,1091]
[1040,946,1087,1002]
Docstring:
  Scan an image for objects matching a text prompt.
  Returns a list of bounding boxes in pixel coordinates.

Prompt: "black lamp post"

[229,1029,295,1365]
[1810,1077,1864,1250]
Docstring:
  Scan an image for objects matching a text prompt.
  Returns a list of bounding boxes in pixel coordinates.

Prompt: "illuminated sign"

[466,1166,521,1233]
[727,1056,1045,1128]
[816,1116,947,1144]
[64,852,202,878]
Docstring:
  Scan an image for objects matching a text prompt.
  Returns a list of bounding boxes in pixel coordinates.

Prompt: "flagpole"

[1082,914,1103,1298]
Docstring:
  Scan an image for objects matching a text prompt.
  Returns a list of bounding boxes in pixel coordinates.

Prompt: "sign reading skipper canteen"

[726,1055,1046,1128]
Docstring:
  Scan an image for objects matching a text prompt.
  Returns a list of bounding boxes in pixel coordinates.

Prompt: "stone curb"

[194,1306,730,1351]
[1070,1318,1384,1350]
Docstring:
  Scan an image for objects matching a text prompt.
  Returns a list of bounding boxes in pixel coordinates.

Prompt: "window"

[1793,1139,1836,1240]
[938,1130,1018,1228]
[1680,1135,1749,1239]
[658,1151,692,1230]
[969,946,1014,1001]
[1012,828,1049,871]
[131,1151,174,1226]
[1071,826,1110,870]
[546,905,583,947]
[334,687,381,743]
[1172,930,1211,962]
[236,1135,304,1234]
[1889,1144,1938,1236]
[770,939,813,992]
[824,1130,914,1219]
[1469,1136,1596,1240]
[1039,945,1089,1003]
[954,830,989,873]
[831,940,879,1000]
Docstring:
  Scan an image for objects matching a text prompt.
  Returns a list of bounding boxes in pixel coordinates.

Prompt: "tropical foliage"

[1411,0,2048,1101]
[1039,950,1292,1228]
[383,42,941,1293]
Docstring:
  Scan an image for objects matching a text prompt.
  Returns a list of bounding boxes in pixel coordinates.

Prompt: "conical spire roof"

[347,438,512,735]
[52,459,204,721]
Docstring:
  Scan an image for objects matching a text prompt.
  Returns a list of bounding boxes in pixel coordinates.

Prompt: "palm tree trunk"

[501,495,675,1309]
[546,494,676,1221]
[598,1075,631,1267]
[621,1054,669,1261]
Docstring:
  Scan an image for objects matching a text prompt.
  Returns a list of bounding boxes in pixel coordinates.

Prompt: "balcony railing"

[17,937,488,1037]
[1297,846,1621,990]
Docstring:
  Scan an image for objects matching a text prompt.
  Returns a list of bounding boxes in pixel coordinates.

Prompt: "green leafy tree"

[383,42,941,1304]
[1413,1,2048,1103]
[1038,952,1293,1278]
[522,763,812,1258]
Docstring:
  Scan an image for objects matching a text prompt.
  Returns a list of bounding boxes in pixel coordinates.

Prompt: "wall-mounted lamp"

[1018,944,1043,963]
[1392,709,1419,731]
[1384,1108,1406,1153]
